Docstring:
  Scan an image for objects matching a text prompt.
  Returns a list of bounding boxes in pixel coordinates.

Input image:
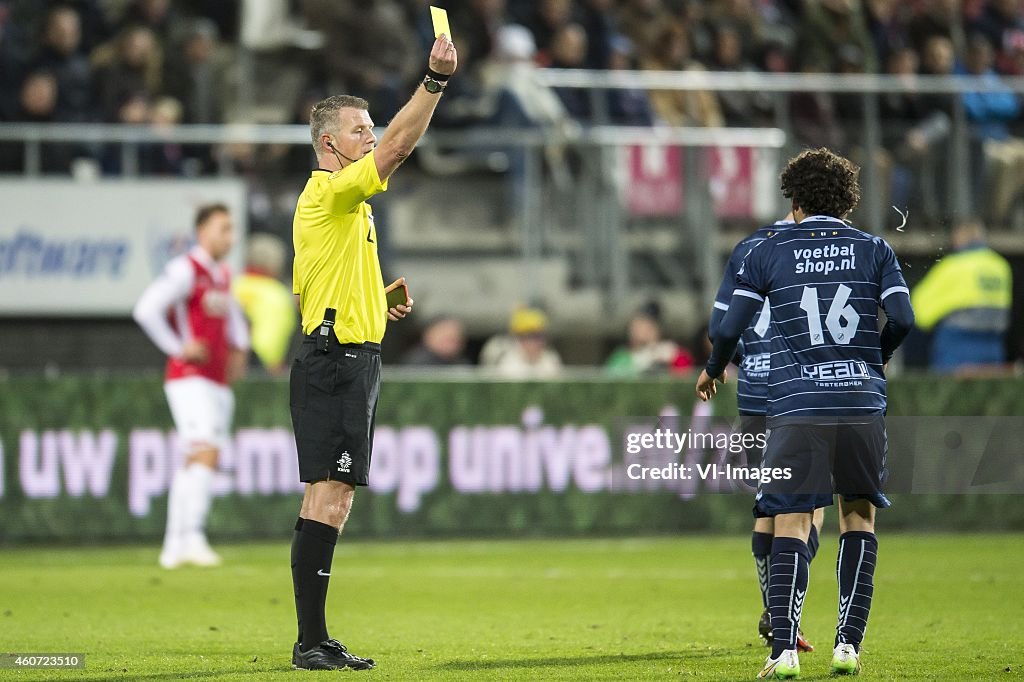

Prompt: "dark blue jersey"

[733,216,910,418]
[712,220,794,415]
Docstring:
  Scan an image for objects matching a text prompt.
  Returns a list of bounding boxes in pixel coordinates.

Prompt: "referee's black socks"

[291,517,339,651]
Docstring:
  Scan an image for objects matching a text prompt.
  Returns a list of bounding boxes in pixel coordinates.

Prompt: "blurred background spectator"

[0,70,76,173]
[640,21,723,127]
[959,32,1023,218]
[163,17,228,124]
[233,233,298,376]
[33,5,93,122]
[970,0,1024,74]
[480,307,564,378]
[605,302,693,375]
[302,0,417,121]
[92,25,162,121]
[911,219,1013,374]
[402,316,471,366]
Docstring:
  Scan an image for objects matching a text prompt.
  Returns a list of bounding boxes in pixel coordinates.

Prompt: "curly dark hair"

[779,148,861,218]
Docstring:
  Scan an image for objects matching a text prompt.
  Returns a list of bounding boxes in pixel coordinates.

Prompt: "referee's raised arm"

[373,34,458,181]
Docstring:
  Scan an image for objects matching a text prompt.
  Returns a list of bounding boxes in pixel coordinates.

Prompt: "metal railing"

[3,70,1023,316]
[538,70,1024,235]
[0,121,785,314]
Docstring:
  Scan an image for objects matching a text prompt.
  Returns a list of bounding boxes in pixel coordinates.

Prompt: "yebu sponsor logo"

[801,359,871,383]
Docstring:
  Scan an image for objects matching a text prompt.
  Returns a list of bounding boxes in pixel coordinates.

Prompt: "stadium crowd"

[2,1,1023,152]
[3,0,1024,226]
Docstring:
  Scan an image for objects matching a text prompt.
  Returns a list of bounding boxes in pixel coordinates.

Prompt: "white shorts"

[164,376,235,454]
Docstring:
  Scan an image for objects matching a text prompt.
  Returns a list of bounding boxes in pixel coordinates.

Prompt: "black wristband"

[426,67,450,82]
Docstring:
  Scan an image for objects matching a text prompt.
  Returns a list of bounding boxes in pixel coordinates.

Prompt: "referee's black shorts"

[289,333,381,486]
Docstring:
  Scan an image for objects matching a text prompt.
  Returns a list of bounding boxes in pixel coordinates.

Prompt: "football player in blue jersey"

[697,148,915,679]
[709,214,822,654]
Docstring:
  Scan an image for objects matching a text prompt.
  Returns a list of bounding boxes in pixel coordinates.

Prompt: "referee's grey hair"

[309,95,369,153]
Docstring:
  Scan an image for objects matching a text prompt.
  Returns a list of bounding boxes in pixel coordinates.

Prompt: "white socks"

[162,462,215,554]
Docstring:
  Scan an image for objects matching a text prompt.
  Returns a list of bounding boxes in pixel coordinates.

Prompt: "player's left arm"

[877,241,915,363]
[708,246,741,342]
[697,244,770,400]
[698,294,763,400]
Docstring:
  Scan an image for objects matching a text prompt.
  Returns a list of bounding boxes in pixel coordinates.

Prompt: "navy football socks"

[768,537,811,659]
[755,525,819,611]
[807,524,820,561]
[752,531,774,609]
[835,531,878,653]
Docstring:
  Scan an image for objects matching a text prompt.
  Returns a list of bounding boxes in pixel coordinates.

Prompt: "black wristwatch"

[422,75,446,94]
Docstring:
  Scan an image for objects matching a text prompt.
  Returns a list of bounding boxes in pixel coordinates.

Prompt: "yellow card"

[430,6,452,42]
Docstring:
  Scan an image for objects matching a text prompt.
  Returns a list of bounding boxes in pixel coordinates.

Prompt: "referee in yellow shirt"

[288,34,457,671]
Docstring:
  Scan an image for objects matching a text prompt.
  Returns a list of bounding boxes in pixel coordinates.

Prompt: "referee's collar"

[313,167,333,173]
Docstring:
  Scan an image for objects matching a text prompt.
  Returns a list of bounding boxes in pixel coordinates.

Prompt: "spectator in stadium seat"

[908,0,966,60]
[32,5,93,121]
[911,218,1013,374]
[880,47,927,144]
[477,24,569,128]
[605,301,692,376]
[833,44,901,210]
[50,0,111,53]
[604,34,654,126]
[163,18,227,124]
[480,307,563,378]
[233,233,298,375]
[880,47,927,210]
[969,0,1024,74]
[958,33,1022,218]
[864,0,910,67]
[797,0,878,73]
[457,24,574,225]
[98,90,149,174]
[788,58,846,150]
[449,0,509,68]
[578,0,615,70]
[706,0,765,62]
[305,0,418,121]
[640,22,724,127]
[401,316,471,367]
[116,0,183,46]
[616,0,668,59]
[0,70,74,173]
[91,25,162,121]
[0,6,32,122]
[709,22,773,127]
[139,95,187,175]
[548,23,591,119]
[960,33,1019,132]
[528,0,578,64]
[900,35,958,220]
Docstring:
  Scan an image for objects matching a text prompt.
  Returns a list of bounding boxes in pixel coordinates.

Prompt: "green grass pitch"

[0,535,1020,680]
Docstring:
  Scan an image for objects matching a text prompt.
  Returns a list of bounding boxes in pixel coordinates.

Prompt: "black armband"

[426,67,450,82]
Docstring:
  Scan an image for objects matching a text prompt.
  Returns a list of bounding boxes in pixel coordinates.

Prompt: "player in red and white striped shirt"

[134,204,249,568]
